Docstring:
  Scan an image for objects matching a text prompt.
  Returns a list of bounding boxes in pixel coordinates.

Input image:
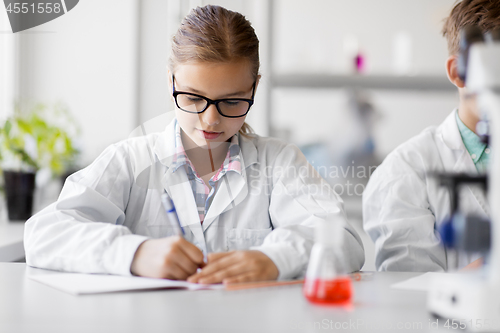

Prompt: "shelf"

[271,74,456,91]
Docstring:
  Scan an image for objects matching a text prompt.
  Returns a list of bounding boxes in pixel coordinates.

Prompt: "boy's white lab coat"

[25,119,364,279]
[363,110,487,272]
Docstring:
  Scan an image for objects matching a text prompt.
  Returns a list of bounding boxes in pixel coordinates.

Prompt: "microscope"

[427,26,500,331]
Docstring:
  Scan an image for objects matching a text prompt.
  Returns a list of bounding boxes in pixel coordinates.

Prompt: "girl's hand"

[186,250,279,284]
[130,236,205,280]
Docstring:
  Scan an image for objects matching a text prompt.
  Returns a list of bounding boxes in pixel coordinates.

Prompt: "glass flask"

[303,219,353,305]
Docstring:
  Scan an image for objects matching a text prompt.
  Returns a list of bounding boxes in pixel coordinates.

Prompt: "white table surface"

[0,263,455,333]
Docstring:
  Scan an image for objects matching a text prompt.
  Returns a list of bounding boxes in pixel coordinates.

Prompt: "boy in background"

[363,0,500,272]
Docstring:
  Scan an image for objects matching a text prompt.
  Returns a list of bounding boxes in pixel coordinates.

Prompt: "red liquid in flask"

[303,277,352,305]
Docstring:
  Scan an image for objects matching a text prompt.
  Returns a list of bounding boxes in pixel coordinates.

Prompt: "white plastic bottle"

[303,218,353,305]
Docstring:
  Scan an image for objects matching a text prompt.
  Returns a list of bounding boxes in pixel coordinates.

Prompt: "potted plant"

[0,102,80,221]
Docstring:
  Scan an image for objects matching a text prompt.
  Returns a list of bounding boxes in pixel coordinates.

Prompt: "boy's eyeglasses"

[172,75,256,118]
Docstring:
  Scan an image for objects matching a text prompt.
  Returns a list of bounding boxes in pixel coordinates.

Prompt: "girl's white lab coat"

[25,119,364,279]
[363,110,488,272]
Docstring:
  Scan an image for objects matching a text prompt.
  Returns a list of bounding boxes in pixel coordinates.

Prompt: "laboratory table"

[0,263,458,333]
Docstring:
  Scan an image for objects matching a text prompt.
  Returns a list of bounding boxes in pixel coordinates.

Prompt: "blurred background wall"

[0,0,459,269]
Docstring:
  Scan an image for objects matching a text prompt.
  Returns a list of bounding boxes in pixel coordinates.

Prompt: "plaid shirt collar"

[171,120,242,179]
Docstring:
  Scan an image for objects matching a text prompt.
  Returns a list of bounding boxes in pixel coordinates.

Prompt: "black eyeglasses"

[172,75,256,118]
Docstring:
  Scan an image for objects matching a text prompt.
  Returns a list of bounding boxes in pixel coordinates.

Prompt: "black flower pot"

[3,170,36,221]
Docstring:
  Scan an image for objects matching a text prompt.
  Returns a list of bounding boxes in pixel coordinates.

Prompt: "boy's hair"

[442,0,500,55]
[168,5,259,135]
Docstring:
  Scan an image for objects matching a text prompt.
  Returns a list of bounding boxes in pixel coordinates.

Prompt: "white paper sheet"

[29,272,224,295]
[390,272,449,292]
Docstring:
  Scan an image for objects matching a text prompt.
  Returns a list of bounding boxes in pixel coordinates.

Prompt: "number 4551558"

[5,3,62,14]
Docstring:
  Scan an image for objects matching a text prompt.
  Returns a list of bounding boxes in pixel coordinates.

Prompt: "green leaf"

[1,101,80,175]
[4,120,12,136]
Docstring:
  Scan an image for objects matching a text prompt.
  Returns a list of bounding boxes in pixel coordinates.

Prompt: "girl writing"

[25,5,364,284]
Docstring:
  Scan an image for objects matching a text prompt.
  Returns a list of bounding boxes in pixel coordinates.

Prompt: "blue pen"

[161,191,184,236]
[161,191,208,263]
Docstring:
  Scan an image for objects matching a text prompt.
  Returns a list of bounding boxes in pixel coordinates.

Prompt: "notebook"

[29,272,224,295]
